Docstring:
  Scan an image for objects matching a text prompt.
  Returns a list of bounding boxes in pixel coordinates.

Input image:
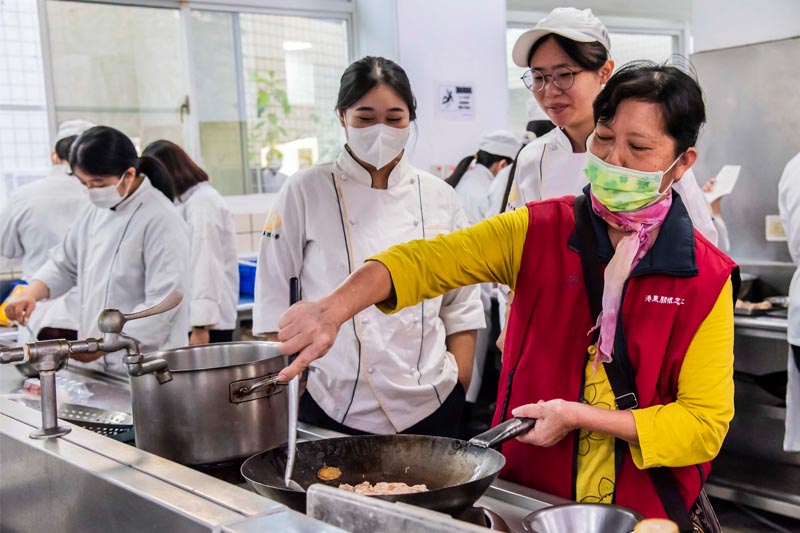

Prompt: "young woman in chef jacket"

[143,140,239,346]
[253,56,484,437]
[505,7,717,245]
[5,126,190,373]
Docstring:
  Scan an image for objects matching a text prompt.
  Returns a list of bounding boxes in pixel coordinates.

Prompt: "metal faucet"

[0,290,183,439]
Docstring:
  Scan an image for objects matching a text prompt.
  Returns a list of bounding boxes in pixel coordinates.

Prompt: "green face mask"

[584,151,681,212]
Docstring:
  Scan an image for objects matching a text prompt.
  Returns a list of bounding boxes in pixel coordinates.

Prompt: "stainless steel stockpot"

[130,342,289,465]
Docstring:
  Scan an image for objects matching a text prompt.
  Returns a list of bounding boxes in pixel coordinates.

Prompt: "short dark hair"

[142,140,209,198]
[336,56,417,120]
[593,60,706,156]
[527,33,609,71]
[54,135,77,161]
[69,126,175,201]
[526,120,556,138]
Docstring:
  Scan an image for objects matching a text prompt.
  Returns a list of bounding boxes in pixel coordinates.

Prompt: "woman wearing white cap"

[0,119,94,342]
[506,8,717,245]
[445,130,522,409]
[253,57,483,438]
[446,130,522,225]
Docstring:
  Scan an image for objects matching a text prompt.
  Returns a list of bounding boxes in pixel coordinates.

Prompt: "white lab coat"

[253,149,484,434]
[508,127,719,245]
[0,164,87,340]
[778,152,800,451]
[177,182,239,330]
[454,164,495,226]
[262,169,289,193]
[34,177,190,373]
[454,163,500,402]
[481,165,513,220]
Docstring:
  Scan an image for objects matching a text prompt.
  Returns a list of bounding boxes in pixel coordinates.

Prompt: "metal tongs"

[285,277,304,492]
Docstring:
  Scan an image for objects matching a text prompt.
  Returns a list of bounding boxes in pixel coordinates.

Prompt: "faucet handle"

[98,290,184,333]
[124,290,183,321]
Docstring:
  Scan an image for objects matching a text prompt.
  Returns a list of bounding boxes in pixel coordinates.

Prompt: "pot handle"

[468,417,536,449]
[238,375,285,396]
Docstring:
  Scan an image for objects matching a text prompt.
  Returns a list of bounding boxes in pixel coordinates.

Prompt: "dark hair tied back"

[69,126,175,201]
[593,59,706,156]
[142,140,208,198]
[336,56,417,120]
[527,34,608,71]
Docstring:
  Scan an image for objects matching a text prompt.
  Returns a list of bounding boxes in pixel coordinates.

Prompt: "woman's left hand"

[511,400,580,447]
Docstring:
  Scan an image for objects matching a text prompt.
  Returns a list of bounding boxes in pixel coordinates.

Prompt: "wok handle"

[468,417,536,449]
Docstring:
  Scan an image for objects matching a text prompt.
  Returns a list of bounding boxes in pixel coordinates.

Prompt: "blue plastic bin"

[0,279,26,302]
[238,260,257,296]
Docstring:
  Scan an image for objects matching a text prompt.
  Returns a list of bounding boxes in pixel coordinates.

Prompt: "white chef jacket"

[481,165,513,220]
[34,177,190,373]
[778,152,800,451]
[454,164,495,226]
[0,164,87,339]
[507,127,719,245]
[177,182,239,330]
[262,169,289,193]
[253,149,484,434]
[454,163,501,402]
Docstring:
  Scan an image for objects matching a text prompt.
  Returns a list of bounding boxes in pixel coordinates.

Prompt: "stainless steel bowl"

[522,503,643,533]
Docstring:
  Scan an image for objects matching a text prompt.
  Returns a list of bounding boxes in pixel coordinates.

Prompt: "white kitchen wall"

[691,0,800,52]
[388,0,510,175]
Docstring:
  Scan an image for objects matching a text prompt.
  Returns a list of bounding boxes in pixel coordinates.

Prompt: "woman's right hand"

[276,298,346,381]
[5,293,37,325]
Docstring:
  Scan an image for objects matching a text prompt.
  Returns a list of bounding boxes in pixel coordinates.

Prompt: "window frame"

[33,0,355,194]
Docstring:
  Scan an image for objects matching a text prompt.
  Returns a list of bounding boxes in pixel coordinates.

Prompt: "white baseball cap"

[512,8,611,68]
[478,130,522,159]
[54,119,96,144]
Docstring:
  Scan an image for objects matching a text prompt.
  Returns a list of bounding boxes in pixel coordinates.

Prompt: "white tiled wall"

[234,212,268,256]
[226,193,277,257]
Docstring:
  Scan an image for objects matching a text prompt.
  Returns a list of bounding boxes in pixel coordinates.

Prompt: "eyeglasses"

[521,68,585,92]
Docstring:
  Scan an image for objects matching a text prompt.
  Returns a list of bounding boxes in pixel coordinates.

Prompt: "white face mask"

[346,123,410,170]
[87,173,128,209]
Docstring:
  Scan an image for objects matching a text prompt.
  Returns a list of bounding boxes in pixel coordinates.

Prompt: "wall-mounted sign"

[437,82,474,119]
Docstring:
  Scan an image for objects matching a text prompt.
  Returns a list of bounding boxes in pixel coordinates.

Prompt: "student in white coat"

[446,130,521,226]
[446,130,520,406]
[5,126,190,373]
[0,120,94,342]
[778,151,800,452]
[253,56,484,437]
[506,8,717,245]
[143,140,239,345]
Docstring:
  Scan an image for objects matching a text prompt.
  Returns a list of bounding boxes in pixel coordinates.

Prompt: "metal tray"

[14,398,134,440]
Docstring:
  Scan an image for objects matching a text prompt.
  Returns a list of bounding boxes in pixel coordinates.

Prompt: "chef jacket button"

[362,317,369,325]
[413,220,419,227]
[410,178,415,184]
[350,219,357,225]
[367,367,374,374]
[412,316,420,324]
[341,175,347,181]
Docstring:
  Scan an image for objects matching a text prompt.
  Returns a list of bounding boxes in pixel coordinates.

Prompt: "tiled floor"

[713,498,800,533]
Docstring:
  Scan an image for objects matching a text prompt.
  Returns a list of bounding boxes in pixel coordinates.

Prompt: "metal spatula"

[284,277,304,492]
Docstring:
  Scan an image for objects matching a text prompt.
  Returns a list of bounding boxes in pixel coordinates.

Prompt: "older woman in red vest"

[274,61,738,524]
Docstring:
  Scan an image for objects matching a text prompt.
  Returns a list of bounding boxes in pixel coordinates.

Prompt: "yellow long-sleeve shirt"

[371,207,734,501]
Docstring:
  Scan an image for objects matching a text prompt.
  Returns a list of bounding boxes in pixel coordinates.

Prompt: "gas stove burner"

[193,459,247,486]
[457,506,510,531]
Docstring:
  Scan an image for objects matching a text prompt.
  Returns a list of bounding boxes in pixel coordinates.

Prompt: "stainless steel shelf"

[707,452,800,519]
